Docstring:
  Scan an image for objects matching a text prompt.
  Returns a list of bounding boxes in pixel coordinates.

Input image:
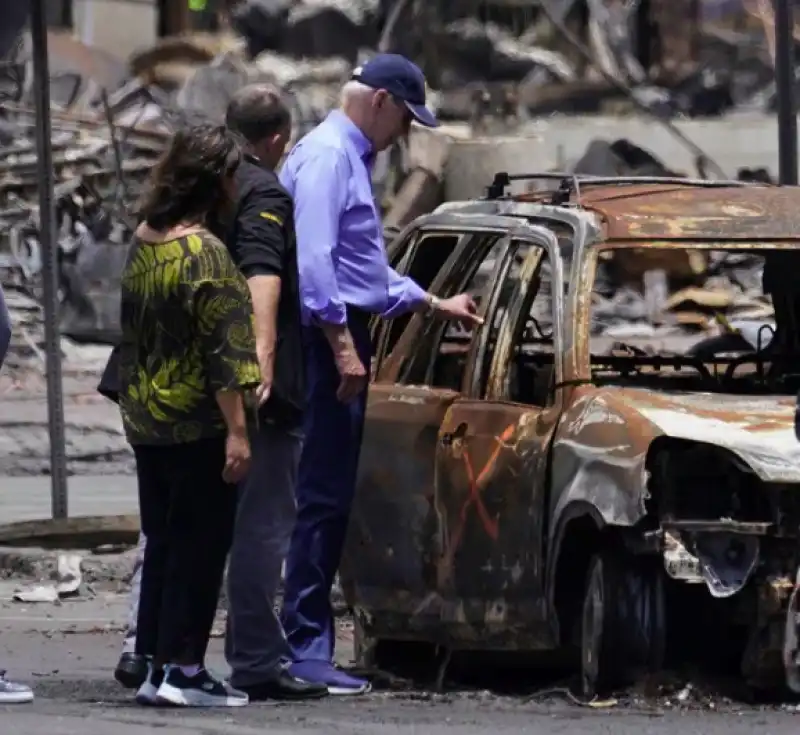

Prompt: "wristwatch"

[425,293,442,314]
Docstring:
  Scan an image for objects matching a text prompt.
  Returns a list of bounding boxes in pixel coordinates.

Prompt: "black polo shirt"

[215,154,305,430]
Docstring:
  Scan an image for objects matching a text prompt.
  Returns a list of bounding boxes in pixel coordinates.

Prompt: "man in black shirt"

[220,85,326,702]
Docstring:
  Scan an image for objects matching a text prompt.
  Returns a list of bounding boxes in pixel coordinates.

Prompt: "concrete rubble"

[11,552,82,602]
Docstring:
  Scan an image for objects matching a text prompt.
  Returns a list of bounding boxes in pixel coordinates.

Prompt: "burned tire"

[352,611,379,669]
[580,552,665,698]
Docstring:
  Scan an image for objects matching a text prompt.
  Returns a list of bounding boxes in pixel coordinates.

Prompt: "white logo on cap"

[353,66,363,76]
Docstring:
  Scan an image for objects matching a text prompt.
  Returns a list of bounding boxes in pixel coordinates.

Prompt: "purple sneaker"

[288,660,370,696]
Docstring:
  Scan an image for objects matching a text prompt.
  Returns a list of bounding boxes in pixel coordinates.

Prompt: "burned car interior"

[586,247,800,396]
[346,174,800,700]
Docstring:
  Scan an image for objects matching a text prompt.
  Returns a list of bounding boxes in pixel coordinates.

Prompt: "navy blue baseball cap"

[351,54,439,128]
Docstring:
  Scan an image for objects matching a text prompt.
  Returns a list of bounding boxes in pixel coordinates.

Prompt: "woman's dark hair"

[137,124,241,231]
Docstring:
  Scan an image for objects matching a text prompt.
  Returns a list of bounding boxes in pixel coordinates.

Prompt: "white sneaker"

[0,671,33,704]
[135,663,163,705]
[155,666,248,707]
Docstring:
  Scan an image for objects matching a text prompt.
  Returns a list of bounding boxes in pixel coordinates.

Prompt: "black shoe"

[238,670,329,701]
[115,652,148,689]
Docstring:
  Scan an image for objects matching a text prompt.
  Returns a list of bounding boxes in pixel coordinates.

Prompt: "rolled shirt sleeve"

[382,266,428,320]
[280,148,348,325]
[0,284,10,371]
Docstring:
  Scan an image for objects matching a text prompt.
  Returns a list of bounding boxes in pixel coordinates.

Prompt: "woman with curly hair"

[118,124,260,708]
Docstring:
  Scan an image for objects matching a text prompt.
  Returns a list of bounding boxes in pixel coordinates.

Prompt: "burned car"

[339,174,800,696]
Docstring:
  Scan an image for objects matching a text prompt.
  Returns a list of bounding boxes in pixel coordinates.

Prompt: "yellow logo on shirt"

[259,212,284,225]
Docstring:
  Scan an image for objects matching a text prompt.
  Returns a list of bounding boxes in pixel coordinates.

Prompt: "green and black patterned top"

[118,229,261,445]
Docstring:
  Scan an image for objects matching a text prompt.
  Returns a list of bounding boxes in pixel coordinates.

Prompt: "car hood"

[612,388,800,483]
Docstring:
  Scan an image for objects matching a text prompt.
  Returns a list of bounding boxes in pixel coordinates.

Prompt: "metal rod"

[30,0,69,518]
[100,88,129,206]
[775,0,798,184]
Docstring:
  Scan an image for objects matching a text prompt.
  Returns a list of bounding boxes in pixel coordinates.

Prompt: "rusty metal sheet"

[613,388,800,484]
[341,384,460,638]
[430,400,554,648]
[517,183,800,242]
[595,186,800,241]
[549,386,655,532]
[549,385,800,545]
[599,240,800,251]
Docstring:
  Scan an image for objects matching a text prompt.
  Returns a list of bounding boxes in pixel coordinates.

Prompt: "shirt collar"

[326,110,373,166]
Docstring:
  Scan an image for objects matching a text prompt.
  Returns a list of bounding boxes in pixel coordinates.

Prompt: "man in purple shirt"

[0,286,34,705]
[278,54,481,695]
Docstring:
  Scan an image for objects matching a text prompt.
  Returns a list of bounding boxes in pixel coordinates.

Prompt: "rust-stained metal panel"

[518,183,800,242]
[341,384,460,638]
[431,400,554,648]
[612,389,800,483]
[548,387,655,532]
[548,385,800,540]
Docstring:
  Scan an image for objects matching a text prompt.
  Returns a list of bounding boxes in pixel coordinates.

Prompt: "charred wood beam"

[536,0,726,179]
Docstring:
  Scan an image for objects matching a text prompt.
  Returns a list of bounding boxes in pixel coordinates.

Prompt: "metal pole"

[775,0,798,184]
[30,0,69,518]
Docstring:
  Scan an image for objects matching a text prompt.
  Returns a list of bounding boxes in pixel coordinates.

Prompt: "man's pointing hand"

[433,293,483,329]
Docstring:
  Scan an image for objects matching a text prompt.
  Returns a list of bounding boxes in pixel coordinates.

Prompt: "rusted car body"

[339,175,800,695]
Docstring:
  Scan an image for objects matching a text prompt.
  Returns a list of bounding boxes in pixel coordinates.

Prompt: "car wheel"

[580,552,665,698]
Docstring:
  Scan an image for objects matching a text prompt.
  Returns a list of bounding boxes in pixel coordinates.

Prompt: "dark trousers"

[133,436,237,664]
[226,422,301,686]
[281,313,372,661]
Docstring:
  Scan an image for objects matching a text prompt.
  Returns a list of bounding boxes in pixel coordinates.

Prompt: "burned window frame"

[375,225,564,397]
[396,231,509,389]
[374,227,510,385]
[373,230,466,371]
[483,230,566,403]
[369,228,421,348]
[466,239,546,399]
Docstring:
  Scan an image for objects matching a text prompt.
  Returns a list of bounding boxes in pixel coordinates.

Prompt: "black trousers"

[133,436,236,664]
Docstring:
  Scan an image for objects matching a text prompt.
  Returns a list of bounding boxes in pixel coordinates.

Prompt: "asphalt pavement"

[2,591,800,734]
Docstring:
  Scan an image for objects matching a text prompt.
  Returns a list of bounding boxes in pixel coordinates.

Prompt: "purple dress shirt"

[279,110,427,325]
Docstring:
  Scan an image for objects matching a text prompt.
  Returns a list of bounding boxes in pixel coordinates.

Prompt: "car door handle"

[440,422,469,446]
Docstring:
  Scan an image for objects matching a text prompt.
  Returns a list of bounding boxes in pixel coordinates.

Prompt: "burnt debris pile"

[232,0,795,120]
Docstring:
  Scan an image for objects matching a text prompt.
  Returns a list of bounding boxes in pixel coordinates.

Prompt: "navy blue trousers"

[281,313,372,661]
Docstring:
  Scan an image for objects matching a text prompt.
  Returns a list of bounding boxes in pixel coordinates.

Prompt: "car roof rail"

[485,172,581,202]
[484,172,762,206]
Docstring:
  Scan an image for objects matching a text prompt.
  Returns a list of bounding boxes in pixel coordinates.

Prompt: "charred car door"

[433,228,564,649]
[341,215,525,641]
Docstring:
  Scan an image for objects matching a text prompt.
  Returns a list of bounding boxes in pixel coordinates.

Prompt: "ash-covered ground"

[3,587,800,735]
